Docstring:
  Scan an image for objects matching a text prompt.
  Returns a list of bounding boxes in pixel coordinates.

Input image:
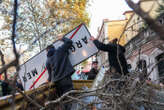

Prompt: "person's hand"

[58,34,63,41]
[45,80,49,84]
[90,36,96,41]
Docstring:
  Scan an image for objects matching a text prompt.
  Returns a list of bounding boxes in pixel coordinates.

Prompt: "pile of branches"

[95,71,164,110]
[37,71,164,110]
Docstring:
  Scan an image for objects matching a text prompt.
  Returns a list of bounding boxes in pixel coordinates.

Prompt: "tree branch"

[0,50,8,80]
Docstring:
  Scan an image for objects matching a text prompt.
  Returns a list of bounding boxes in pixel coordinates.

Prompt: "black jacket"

[93,40,128,75]
[46,37,75,82]
[87,68,98,80]
[16,81,24,91]
[0,81,12,96]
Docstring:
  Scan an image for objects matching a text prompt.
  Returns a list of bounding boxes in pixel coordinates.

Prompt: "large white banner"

[19,24,98,90]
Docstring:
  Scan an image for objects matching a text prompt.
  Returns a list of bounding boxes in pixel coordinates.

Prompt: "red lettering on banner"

[30,68,47,89]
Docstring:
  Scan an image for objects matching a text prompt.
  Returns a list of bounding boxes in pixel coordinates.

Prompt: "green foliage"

[0,0,90,54]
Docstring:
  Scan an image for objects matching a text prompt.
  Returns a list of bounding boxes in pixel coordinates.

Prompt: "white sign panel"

[19,24,98,90]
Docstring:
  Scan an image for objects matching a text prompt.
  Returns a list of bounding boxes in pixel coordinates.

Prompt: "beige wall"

[104,11,133,46]
[125,0,160,43]
[125,14,143,42]
[107,20,127,46]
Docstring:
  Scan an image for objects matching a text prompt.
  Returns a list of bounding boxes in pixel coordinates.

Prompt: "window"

[137,17,140,20]
[133,19,135,24]
[159,18,164,24]
[144,30,150,37]
[127,64,132,69]
[156,53,164,83]
[137,60,147,73]
[131,26,133,31]
[137,60,147,80]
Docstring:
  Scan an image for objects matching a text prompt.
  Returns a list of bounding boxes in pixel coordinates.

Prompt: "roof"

[123,10,133,15]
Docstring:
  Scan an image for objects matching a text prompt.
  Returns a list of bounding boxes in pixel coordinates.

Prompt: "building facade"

[125,14,164,83]
[123,0,164,83]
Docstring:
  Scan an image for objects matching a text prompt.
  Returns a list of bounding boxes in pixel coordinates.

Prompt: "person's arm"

[90,36,110,51]
[60,37,73,51]
[119,45,126,53]
[46,61,51,82]
[93,40,110,51]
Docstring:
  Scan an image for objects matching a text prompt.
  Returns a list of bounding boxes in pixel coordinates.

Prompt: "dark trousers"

[55,76,73,96]
[55,76,73,110]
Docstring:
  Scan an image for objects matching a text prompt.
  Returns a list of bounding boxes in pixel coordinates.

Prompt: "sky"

[87,0,132,37]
